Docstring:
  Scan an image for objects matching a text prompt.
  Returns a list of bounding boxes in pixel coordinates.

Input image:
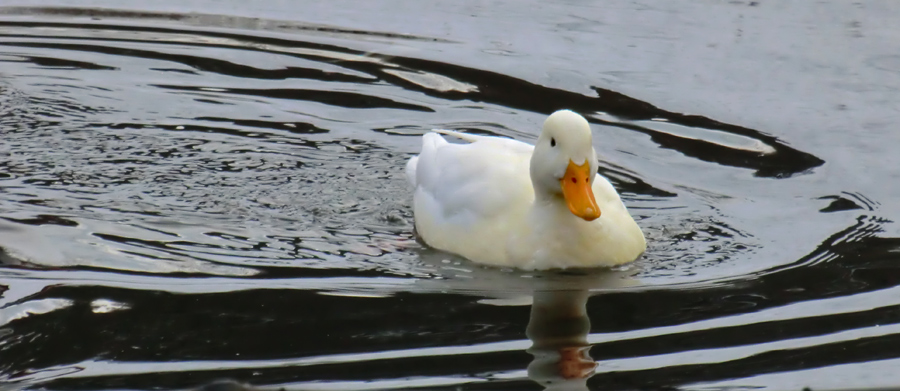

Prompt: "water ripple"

[0,4,897,391]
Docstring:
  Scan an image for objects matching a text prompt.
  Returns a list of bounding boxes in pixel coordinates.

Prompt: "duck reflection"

[412,249,636,390]
[526,289,595,391]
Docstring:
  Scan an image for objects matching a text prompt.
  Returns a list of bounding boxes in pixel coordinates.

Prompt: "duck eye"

[550,138,556,147]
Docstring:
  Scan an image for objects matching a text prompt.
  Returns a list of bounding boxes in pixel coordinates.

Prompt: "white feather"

[407,110,646,269]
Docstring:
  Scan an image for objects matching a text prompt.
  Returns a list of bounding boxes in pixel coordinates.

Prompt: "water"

[1,1,900,390]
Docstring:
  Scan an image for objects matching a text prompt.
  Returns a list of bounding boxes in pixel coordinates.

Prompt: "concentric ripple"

[1,3,899,391]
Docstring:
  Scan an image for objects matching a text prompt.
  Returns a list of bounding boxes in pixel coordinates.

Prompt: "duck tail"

[405,155,419,187]
[432,128,484,143]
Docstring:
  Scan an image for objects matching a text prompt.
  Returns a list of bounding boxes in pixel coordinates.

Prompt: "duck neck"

[531,190,571,219]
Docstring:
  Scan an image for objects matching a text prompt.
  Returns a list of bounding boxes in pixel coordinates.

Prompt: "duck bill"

[560,160,601,221]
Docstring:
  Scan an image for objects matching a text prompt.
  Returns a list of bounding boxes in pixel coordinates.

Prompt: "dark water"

[2,1,900,390]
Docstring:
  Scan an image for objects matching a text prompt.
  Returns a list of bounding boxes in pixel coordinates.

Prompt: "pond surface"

[2,1,900,390]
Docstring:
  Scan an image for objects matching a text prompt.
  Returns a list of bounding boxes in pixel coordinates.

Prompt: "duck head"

[530,110,601,221]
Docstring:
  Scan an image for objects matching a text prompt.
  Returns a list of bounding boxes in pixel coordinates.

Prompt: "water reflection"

[417,253,631,390]
[527,290,595,391]
[2,2,900,390]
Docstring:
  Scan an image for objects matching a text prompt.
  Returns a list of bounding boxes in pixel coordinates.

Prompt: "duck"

[406,110,645,270]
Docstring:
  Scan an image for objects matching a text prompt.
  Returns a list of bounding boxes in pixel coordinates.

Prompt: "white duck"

[406,110,646,270]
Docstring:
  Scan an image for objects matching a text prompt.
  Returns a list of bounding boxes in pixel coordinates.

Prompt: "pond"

[2,1,900,390]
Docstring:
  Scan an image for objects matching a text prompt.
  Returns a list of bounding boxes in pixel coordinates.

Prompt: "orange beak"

[557,346,597,379]
[560,160,601,221]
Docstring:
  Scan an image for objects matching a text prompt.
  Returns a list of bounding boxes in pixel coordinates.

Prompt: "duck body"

[406,110,646,270]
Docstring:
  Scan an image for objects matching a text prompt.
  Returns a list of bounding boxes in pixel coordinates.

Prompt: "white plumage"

[407,110,646,270]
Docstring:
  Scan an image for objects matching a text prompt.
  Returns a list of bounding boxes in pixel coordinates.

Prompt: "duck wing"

[408,131,535,223]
